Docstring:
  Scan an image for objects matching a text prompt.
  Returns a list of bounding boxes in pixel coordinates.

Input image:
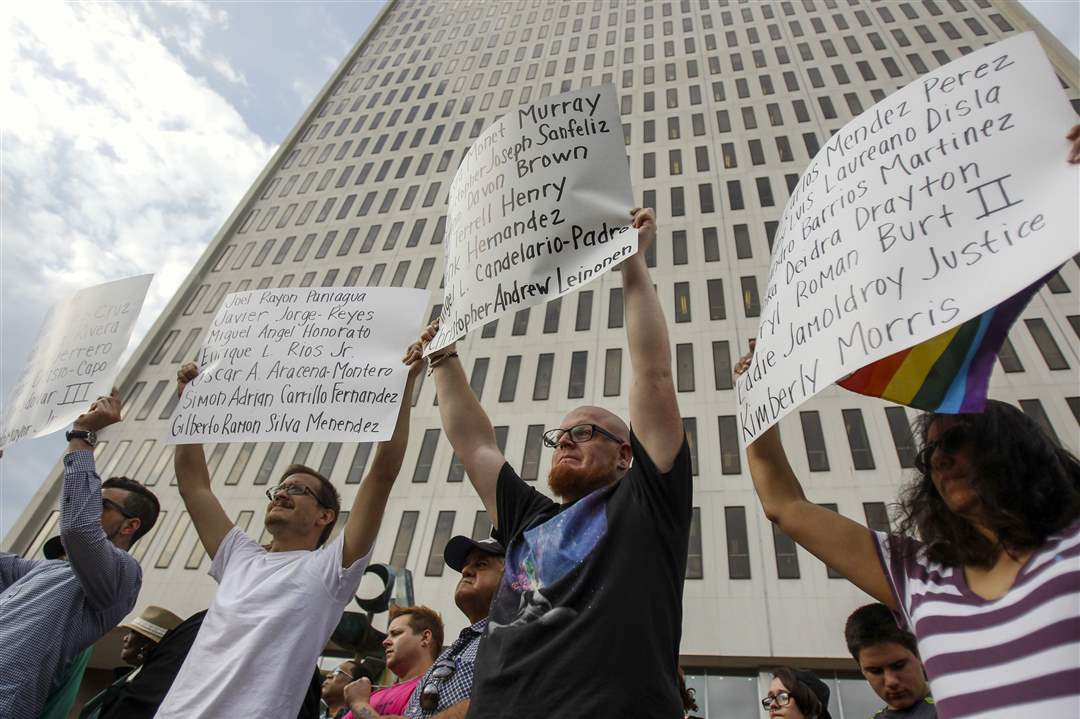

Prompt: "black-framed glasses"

[761,691,793,710]
[542,423,625,449]
[264,482,328,507]
[103,497,135,519]
[419,657,457,711]
[915,424,969,474]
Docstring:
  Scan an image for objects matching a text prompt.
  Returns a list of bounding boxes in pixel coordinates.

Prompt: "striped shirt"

[873,522,1080,719]
[0,451,142,719]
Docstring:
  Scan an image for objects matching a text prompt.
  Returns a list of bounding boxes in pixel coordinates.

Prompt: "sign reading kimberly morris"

[425,84,636,355]
[167,286,427,444]
[736,32,1079,444]
[0,274,153,450]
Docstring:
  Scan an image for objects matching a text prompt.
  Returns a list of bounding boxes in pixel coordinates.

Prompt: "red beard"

[548,461,617,500]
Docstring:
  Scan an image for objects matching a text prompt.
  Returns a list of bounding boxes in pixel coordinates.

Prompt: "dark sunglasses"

[915,424,970,474]
[541,423,624,449]
[419,657,457,712]
[103,497,135,519]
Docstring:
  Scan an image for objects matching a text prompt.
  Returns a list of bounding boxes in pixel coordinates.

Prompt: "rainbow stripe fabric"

[837,275,1050,413]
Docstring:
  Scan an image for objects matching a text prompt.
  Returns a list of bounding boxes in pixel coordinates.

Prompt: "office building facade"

[6,1,1078,715]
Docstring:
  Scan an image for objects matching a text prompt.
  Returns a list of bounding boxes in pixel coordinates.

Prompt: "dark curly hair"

[895,400,1080,568]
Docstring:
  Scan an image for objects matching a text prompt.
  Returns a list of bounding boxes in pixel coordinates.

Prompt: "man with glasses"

[409,207,691,718]
[156,357,424,718]
[321,661,359,719]
[0,390,160,719]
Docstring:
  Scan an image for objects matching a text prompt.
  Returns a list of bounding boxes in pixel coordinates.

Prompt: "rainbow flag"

[837,275,1051,413]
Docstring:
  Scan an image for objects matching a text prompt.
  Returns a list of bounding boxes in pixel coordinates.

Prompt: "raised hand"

[630,206,657,257]
[176,362,200,397]
[73,388,122,432]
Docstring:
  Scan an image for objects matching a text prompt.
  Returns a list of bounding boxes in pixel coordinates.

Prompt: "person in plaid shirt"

[344,535,504,719]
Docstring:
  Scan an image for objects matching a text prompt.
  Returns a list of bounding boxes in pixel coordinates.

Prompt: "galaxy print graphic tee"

[467,431,691,719]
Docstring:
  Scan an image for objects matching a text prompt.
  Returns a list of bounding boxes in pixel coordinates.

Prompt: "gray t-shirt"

[873,696,936,719]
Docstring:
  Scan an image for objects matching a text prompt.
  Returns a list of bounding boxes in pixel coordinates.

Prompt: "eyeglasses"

[329,668,353,681]
[264,482,328,507]
[541,423,625,449]
[914,424,969,474]
[419,658,457,711]
[761,691,793,710]
[103,497,136,519]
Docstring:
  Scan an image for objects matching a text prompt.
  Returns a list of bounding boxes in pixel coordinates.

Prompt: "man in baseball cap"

[343,533,505,718]
[118,606,183,667]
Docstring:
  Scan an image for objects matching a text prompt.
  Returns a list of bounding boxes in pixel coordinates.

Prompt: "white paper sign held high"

[0,274,154,449]
[426,84,637,355]
[167,286,428,444]
[736,32,1079,444]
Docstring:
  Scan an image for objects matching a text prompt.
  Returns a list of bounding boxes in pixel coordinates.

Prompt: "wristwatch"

[65,429,98,447]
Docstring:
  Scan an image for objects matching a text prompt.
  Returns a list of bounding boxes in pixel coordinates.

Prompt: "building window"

[472,511,493,541]
[997,336,1024,373]
[533,353,554,400]
[884,407,916,468]
[800,411,830,471]
[686,508,703,579]
[718,415,741,474]
[319,443,342,477]
[740,276,760,317]
[346,443,372,484]
[674,282,692,322]
[772,524,801,579]
[543,298,562,333]
[842,409,876,470]
[412,430,440,483]
[155,511,192,569]
[149,330,180,365]
[863,502,890,533]
[1025,319,1069,370]
[499,356,521,402]
[522,424,545,481]
[724,507,751,579]
[575,290,593,331]
[608,288,624,328]
[512,308,530,335]
[135,380,169,421]
[683,417,699,476]
[676,343,695,392]
[389,511,419,569]
[604,348,622,397]
[568,351,588,399]
[425,511,456,576]
[224,443,256,486]
[470,358,490,401]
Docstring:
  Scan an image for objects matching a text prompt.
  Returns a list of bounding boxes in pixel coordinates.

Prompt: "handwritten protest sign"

[737,32,1079,444]
[425,84,637,355]
[0,274,153,449]
[166,286,427,444]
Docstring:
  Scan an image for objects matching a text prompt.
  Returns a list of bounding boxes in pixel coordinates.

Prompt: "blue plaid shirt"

[0,450,142,719]
[404,618,487,718]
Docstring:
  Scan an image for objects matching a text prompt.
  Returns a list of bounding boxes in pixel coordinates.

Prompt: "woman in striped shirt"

[738,344,1079,719]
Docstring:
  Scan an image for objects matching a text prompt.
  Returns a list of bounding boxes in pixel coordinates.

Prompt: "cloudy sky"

[1,1,1077,537]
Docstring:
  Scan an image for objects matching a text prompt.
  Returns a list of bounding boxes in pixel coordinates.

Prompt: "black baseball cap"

[43,536,65,560]
[444,535,505,572]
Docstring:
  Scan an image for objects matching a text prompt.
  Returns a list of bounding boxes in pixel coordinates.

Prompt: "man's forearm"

[174,443,210,496]
[432,355,497,453]
[622,253,673,379]
[745,426,807,521]
[367,373,417,481]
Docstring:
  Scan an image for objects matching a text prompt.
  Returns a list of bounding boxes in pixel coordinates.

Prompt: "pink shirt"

[344,675,421,718]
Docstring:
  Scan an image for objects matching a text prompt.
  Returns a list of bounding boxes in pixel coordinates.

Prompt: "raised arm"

[174,364,235,559]
[61,390,142,610]
[736,350,895,608]
[410,323,505,527]
[341,353,424,567]
[623,208,684,472]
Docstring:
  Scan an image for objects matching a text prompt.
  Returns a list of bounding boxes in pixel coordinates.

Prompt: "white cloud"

[1,1,273,533]
[142,0,249,87]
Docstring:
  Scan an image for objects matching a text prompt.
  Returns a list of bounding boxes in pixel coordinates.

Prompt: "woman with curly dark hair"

[737,345,1080,719]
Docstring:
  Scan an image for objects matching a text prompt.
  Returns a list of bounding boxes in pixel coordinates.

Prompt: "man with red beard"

[407,207,690,719]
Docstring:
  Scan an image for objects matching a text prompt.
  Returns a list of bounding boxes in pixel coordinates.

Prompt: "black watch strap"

[65,429,97,447]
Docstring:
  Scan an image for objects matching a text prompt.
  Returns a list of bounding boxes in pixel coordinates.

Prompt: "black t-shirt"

[467,431,692,719]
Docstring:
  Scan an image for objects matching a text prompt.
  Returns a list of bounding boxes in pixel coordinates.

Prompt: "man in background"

[0,390,159,719]
[321,660,359,719]
[845,604,935,718]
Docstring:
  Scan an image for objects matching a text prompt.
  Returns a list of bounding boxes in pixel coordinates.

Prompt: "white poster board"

[166,286,428,444]
[736,32,1080,444]
[425,84,637,355]
[0,274,154,449]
